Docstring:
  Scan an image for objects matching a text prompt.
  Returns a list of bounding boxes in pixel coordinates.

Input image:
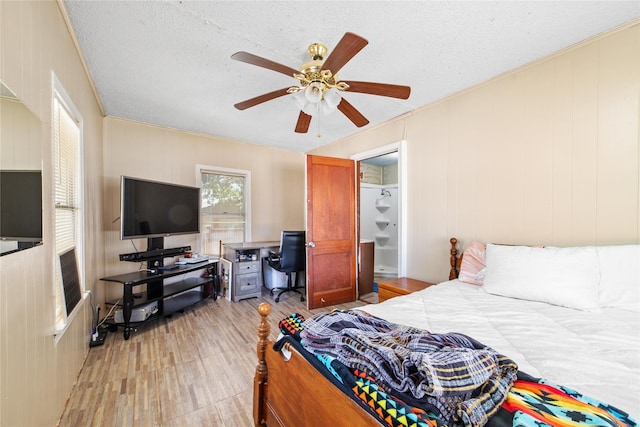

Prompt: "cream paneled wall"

[102,118,305,299]
[1,1,105,426]
[314,21,640,283]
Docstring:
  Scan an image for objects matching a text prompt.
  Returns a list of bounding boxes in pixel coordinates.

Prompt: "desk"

[223,241,279,301]
[101,259,218,339]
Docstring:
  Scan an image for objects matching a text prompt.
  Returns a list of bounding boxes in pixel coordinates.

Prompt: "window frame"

[52,73,85,338]
[196,164,252,256]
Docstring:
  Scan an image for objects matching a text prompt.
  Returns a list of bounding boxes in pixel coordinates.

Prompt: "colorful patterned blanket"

[298,309,517,426]
[276,311,637,427]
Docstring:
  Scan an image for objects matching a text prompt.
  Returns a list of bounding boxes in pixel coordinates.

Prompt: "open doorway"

[360,154,399,280]
[351,141,407,301]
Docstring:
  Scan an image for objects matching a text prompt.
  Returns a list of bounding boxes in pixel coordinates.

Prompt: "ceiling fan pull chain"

[316,103,321,138]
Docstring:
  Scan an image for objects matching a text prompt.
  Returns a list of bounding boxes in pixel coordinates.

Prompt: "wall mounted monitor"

[120,176,200,240]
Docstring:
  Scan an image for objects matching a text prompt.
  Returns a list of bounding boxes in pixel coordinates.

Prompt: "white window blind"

[53,89,83,333]
[198,167,250,256]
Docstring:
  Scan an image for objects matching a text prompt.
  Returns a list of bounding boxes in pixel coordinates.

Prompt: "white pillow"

[596,245,640,312]
[483,244,600,311]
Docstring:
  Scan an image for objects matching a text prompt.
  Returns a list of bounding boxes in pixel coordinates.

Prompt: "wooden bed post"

[449,237,459,280]
[254,302,271,426]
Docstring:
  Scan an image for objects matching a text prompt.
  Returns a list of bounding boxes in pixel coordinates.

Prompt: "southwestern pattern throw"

[504,376,637,427]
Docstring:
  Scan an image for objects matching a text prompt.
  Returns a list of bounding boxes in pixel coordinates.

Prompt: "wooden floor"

[58,288,366,427]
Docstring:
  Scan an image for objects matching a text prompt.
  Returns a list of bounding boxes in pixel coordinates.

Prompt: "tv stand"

[101,239,219,339]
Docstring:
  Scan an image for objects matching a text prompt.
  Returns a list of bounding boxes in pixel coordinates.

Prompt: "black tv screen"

[0,170,43,241]
[120,176,200,240]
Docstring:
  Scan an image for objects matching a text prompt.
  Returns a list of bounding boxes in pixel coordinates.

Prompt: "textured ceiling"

[62,1,640,153]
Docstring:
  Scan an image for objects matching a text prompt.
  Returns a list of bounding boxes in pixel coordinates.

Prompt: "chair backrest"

[278,230,306,272]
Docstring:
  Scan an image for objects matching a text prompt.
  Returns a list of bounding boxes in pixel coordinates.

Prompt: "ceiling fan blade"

[295,111,312,133]
[234,87,291,110]
[342,81,411,99]
[322,32,368,75]
[337,98,369,128]
[231,51,299,77]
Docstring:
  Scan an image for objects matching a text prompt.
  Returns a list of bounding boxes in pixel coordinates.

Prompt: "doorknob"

[308,242,316,248]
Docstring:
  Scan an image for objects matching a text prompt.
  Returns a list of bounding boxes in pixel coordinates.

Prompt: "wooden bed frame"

[252,238,462,426]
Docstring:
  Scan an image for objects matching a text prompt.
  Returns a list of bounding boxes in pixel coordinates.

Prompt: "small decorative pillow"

[483,244,600,311]
[458,240,486,285]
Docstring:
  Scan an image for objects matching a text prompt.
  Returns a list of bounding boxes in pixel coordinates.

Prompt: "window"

[53,75,84,334]
[197,165,251,256]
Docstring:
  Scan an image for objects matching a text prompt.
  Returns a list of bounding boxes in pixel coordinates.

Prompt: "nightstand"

[378,277,434,302]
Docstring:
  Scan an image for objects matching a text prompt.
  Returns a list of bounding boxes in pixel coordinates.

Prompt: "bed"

[253,238,639,426]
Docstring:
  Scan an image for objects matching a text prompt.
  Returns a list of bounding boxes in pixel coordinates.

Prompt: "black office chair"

[267,231,306,303]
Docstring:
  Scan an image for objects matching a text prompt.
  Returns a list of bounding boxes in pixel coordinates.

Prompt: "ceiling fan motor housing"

[308,43,327,60]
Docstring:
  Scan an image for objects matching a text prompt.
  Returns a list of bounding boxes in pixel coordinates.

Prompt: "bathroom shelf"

[375,197,391,211]
[375,219,390,228]
[375,234,390,245]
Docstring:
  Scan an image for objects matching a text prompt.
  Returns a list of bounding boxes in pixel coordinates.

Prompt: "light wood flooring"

[58,288,367,427]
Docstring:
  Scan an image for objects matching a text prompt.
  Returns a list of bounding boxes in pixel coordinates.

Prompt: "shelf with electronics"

[100,176,221,340]
[101,239,220,340]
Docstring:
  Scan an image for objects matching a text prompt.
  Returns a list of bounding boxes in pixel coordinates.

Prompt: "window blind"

[53,94,82,331]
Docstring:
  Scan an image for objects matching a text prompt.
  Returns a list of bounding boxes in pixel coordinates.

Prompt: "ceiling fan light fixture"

[292,90,308,109]
[321,101,338,115]
[302,101,319,117]
[323,87,341,110]
[305,82,324,103]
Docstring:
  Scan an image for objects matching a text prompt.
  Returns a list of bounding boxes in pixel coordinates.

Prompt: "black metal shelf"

[105,291,155,308]
[100,258,219,339]
[101,260,217,286]
[163,290,208,316]
[105,276,213,308]
[108,290,208,325]
[164,276,212,298]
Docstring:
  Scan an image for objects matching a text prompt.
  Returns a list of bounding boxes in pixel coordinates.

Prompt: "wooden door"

[306,155,357,309]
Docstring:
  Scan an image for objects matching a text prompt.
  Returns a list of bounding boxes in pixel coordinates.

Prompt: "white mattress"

[357,279,640,419]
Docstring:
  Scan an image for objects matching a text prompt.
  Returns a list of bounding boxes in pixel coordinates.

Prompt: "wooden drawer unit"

[378,277,434,302]
[233,272,260,300]
[222,241,280,302]
[236,261,260,274]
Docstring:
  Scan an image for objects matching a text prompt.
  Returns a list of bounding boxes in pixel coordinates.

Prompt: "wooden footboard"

[253,302,380,427]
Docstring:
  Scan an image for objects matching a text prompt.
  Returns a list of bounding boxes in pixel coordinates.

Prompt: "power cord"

[96,299,121,328]
[88,290,97,333]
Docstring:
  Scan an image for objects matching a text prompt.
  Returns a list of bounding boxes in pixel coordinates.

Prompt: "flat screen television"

[0,170,43,241]
[120,176,200,240]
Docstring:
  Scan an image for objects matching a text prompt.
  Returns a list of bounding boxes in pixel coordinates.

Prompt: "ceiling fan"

[231,32,411,134]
